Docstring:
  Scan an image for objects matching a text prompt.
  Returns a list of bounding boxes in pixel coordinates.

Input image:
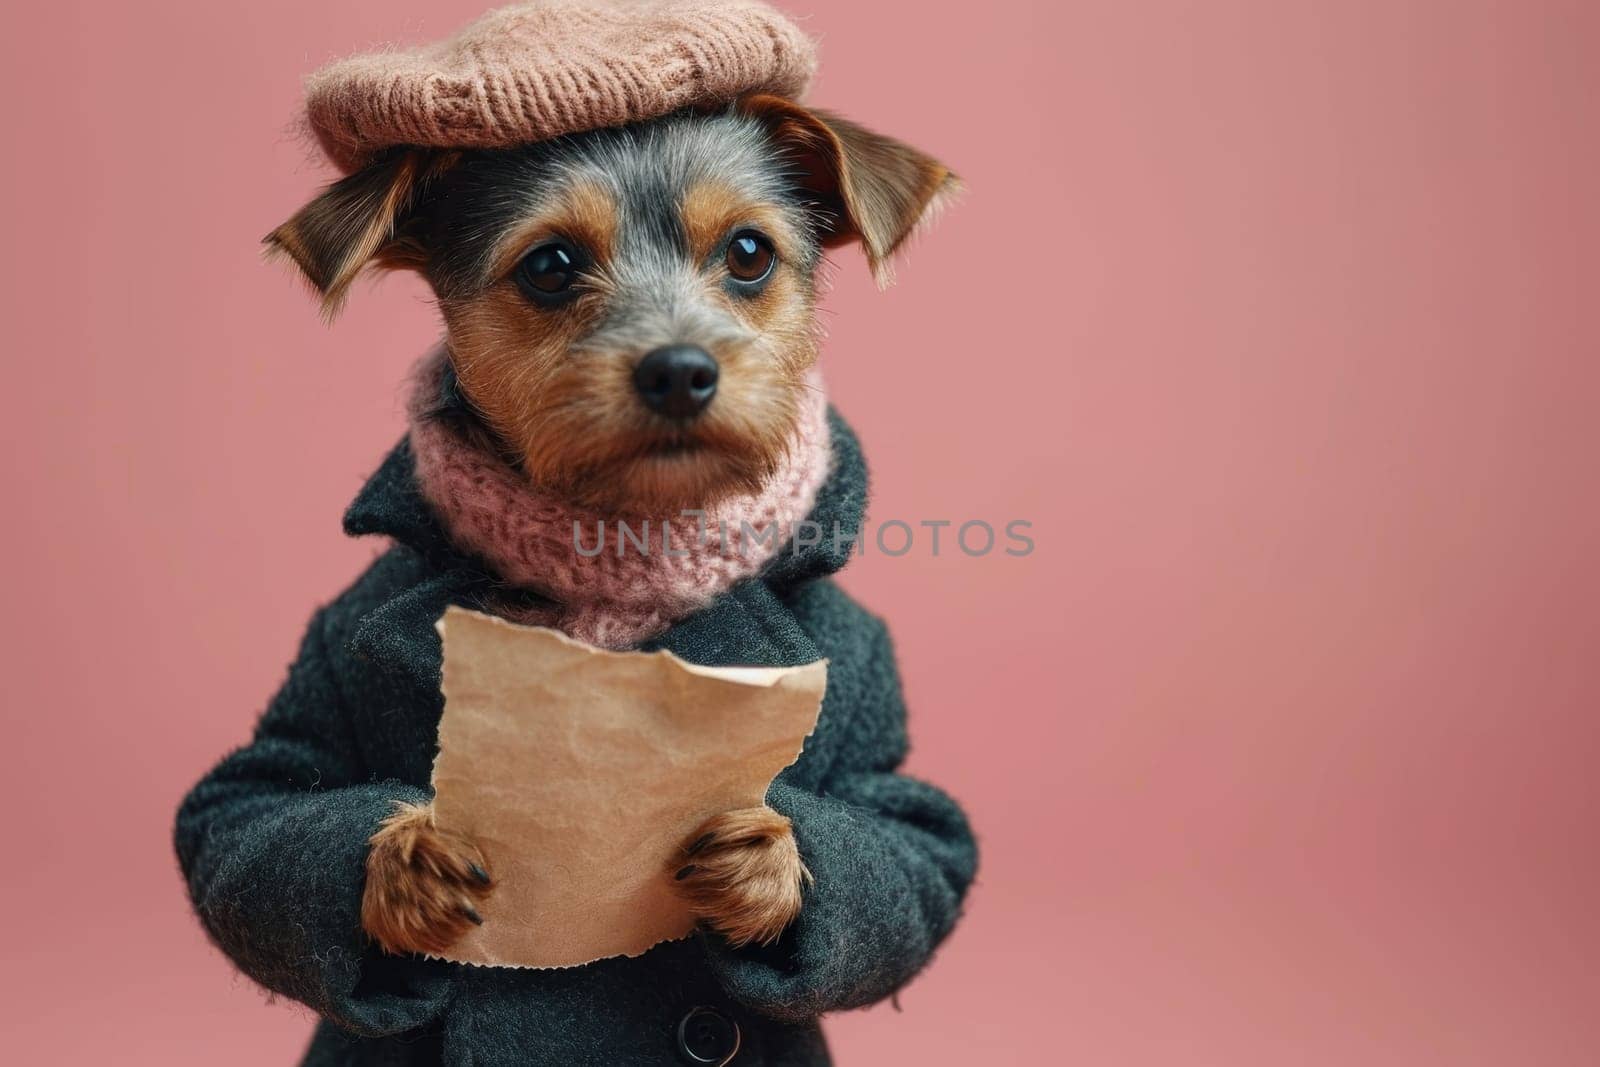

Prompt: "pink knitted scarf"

[407,355,832,648]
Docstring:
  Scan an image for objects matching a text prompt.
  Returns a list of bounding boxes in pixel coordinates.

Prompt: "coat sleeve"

[704,592,978,1020]
[173,606,453,1036]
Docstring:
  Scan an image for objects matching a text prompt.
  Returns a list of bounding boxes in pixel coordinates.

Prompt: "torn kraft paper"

[429,606,827,969]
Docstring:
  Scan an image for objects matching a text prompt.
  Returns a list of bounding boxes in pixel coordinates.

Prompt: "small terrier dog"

[267,95,954,958]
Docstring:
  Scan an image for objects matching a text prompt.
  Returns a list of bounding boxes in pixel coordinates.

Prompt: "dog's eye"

[725,231,776,285]
[514,240,583,304]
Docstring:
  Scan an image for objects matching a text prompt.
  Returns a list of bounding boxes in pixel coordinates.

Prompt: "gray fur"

[417,111,820,317]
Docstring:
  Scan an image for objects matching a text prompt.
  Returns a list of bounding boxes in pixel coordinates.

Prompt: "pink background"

[3,1,1597,1063]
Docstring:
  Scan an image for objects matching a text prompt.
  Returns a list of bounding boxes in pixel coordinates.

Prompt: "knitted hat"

[305,0,818,173]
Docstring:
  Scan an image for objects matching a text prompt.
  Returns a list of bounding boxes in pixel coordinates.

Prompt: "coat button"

[676,1006,741,1065]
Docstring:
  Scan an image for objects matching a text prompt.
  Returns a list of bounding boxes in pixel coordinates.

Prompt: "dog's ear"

[740,94,958,286]
[265,148,443,318]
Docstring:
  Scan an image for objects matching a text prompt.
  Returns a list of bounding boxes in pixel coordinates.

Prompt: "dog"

[265,95,956,960]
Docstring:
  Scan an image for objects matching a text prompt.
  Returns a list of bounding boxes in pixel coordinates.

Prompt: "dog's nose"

[633,345,719,418]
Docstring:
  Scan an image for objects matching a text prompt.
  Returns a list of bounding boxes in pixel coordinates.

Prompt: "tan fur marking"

[682,181,747,263]
[362,800,493,957]
[681,180,804,267]
[486,180,618,282]
[669,806,809,947]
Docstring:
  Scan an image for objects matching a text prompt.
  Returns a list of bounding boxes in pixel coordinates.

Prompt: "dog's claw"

[685,832,716,856]
[468,863,491,885]
[675,864,698,881]
[461,905,484,925]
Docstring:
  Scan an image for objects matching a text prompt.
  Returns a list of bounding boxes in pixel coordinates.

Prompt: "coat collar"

[340,411,867,789]
[343,408,870,592]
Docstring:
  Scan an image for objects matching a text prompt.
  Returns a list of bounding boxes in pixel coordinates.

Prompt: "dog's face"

[269,97,954,513]
[420,111,825,512]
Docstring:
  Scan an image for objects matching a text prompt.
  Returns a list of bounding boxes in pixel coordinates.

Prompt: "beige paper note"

[429,606,828,969]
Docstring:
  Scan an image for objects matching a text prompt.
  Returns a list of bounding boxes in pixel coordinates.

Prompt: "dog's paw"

[669,806,810,947]
[361,800,493,956]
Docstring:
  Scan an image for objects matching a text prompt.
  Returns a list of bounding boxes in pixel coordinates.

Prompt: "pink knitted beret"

[305,0,817,173]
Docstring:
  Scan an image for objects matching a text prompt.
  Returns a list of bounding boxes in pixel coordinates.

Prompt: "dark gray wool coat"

[175,411,977,1067]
